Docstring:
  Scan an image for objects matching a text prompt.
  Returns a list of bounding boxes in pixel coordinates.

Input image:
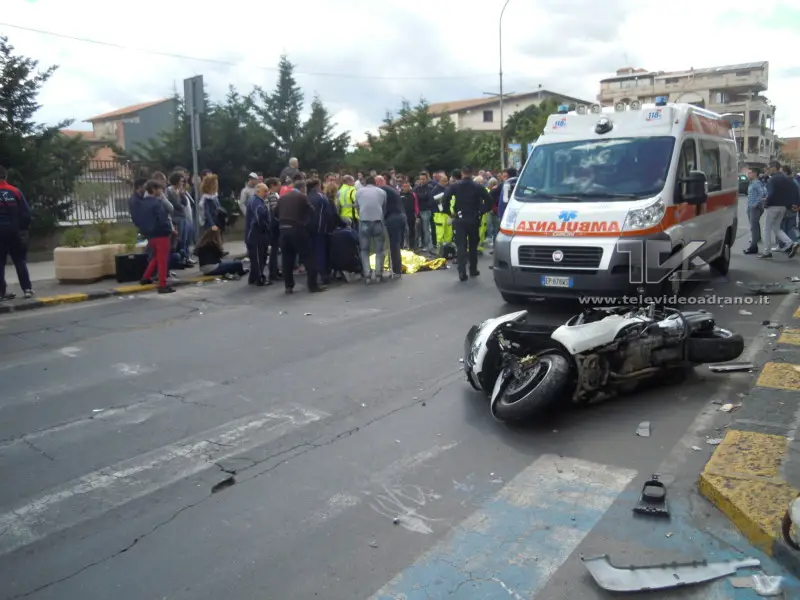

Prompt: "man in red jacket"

[0,165,33,300]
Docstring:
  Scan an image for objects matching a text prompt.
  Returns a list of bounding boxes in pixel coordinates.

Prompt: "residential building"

[597,61,776,168]
[426,89,595,132]
[59,129,115,162]
[781,137,800,168]
[84,98,179,152]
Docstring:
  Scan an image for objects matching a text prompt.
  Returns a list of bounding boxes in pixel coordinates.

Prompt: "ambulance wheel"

[710,234,732,276]
[501,292,527,305]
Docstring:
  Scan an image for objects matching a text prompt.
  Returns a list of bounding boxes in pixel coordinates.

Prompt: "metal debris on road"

[304,312,312,316]
[392,517,400,525]
[708,362,754,373]
[92,409,103,413]
[737,281,795,295]
[369,540,379,548]
[458,358,464,363]
[582,555,761,592]
[636,421,651,437]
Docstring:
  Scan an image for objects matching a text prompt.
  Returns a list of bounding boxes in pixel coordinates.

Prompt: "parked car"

[738,174,749,195]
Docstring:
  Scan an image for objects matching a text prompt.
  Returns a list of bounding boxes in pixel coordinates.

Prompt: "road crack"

[7,369,462,597]
[22,438,55,461]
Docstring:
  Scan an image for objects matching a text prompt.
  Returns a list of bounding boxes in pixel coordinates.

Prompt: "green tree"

[293,95,350,173]
[503,98,563,146]
[461,131,502,173]
[350,100,466,174]
[0,35,90,230]
[254,55,304,157]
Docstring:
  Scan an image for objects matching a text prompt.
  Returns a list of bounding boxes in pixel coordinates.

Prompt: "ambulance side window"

[676,139,696,204]
[699,140,722,192]
[677,139,696,178]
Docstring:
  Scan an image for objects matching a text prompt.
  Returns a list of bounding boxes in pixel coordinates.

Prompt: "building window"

[620,80,634,89]
[713,92,729,104]
[735,70,751,77]
[636,78,653,87]
[665,77,679,84]
[483,110,494,123]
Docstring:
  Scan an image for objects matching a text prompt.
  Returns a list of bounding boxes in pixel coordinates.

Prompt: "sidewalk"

[699,291,800,576]
[1,241,247,314]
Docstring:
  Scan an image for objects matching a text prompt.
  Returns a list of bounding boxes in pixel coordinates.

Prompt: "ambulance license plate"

[541,275,572,288]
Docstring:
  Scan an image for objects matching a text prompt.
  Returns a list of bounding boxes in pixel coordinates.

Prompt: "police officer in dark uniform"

[442,167,492,282]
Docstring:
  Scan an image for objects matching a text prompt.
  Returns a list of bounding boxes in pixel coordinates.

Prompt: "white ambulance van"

[493,98,739,303]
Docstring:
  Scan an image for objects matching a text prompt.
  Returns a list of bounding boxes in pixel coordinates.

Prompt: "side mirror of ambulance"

[681,170,708,205]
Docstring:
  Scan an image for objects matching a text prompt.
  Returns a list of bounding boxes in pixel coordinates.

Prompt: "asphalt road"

[1,203,799,600]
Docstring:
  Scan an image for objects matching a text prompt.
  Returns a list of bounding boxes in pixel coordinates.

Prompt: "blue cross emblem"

[558,210,578,222]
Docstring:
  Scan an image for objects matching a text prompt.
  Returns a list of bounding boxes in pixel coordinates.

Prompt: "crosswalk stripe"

[369,455,636,600]
[0,406,328,557]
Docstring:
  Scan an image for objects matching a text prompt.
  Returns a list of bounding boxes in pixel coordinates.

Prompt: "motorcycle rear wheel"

[686,326,744,363]
[492,353,571,423]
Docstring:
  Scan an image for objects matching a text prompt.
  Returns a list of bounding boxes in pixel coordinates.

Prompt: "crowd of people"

[127,158,521,294]
[743,161,800,258]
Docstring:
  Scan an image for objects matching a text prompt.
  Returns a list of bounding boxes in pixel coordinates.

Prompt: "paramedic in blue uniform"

[442,167,493,282]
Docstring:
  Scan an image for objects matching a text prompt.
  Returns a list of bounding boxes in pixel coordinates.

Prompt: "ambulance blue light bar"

[557,104,569,114]
[655,96,668,106]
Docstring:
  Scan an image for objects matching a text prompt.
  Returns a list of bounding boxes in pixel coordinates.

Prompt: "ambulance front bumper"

[491,231,672,299]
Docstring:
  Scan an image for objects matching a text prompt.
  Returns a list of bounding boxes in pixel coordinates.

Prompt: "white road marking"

[0,406,328,557]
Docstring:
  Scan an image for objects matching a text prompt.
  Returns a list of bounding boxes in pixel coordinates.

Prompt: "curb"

[699,294,800,574]
[0,275,219,315]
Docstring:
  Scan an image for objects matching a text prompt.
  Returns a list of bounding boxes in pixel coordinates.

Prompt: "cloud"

[2,0,798,145]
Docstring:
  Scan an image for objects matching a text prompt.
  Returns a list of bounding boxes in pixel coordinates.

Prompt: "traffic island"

[0,275,220,315]
[699,301,800,576]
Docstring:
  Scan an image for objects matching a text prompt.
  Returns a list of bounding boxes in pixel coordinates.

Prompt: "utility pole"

[499,0,511,170]
[183,75,204,232]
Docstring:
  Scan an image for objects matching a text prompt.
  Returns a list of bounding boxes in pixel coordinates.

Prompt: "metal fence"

[59,159,158,226]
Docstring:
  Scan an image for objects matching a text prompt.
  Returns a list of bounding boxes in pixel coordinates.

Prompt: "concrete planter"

[54,244,127,283]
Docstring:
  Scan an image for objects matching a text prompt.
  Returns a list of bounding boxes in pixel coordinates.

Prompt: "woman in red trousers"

[130,179,177,294]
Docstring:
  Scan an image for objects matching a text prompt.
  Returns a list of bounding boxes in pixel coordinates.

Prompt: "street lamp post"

[499,0,511,170]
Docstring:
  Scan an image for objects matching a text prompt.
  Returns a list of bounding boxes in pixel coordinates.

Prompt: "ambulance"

[493,98,739,303]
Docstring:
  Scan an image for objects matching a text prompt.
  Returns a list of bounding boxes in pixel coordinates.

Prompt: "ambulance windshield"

[514,136,675,202]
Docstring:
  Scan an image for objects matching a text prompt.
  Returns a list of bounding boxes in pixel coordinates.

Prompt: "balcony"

[741,152,772,165]
[599,68,769,103]
[732,125,775,139]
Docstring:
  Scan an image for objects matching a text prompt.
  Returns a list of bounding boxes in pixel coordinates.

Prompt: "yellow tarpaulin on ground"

[369,250,447,274]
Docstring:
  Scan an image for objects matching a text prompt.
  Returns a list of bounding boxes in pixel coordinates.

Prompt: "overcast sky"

[3,0,799,143]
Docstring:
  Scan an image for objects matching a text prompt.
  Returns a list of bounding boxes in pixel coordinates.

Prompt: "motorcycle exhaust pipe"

[608,367,663,381]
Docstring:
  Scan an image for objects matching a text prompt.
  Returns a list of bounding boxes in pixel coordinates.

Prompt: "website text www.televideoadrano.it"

[577,294,772,306]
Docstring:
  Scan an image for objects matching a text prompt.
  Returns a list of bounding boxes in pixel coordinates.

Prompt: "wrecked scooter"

[463,303,744,423]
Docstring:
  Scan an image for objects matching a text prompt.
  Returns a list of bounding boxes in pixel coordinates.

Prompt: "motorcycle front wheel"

[492,353,572,423]
[686,326,744,364]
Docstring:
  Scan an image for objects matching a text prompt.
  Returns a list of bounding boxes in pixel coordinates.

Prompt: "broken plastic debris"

[279,310,287,315]
[582,555,760,592]
[633,474,669,517]
[790,276,800,283]
[731,574,784,595]
[304,312,312,316]
[708,362,753,372]
[706,438,723,446]
[369,540,379,548]
[392,517,400,525]
[92,409,103,413]
[665,532,673,537]
[458,358,464,363]
[719,403,738,412]
[636,421,651,437]
[692,445,702,451]
[738,309,753,315]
